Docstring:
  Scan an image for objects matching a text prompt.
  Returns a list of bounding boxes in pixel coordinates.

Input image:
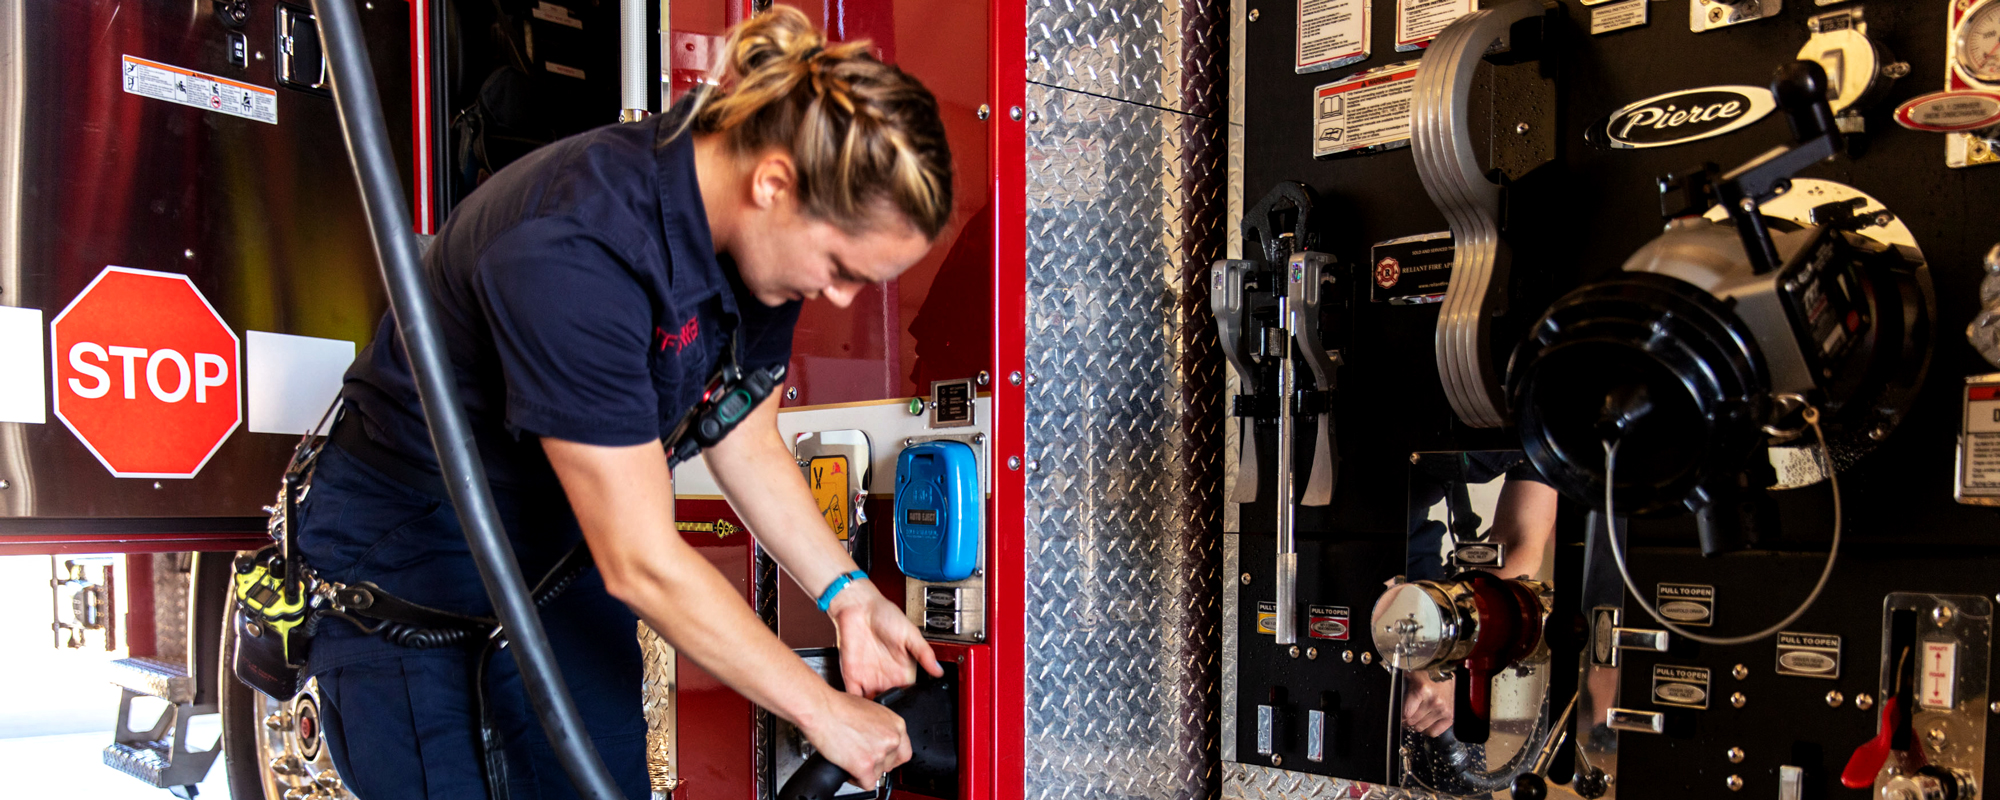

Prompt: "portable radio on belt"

[231,422,328,700]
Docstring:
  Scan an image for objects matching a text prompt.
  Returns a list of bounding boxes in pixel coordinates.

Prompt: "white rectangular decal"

[1959,378,2000,503]
[531,2,585,28]
[122,55,278,125]
[1921,640,1958,710]
[0,306,45,424]
[246,331,354,435]
[1313,62,1419,158]
[1396,0,1476,51]
[1591,0,1649,35]
[1297,0,1370,74]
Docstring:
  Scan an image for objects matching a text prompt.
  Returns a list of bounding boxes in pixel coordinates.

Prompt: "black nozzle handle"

[778,687,911,800]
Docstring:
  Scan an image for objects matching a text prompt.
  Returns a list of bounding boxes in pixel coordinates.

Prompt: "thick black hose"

[307,2,630,797]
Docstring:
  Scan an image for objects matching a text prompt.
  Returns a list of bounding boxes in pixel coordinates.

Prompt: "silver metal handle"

[1274,296,1299,645]
[619,0,652,121]
[1211,260,1260,503]
[1605,708,1665,734]
[1613,627,1671,652]
[1287,252,1342,507]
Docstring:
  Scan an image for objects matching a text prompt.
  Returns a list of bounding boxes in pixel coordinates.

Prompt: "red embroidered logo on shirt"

[657,318,699,353]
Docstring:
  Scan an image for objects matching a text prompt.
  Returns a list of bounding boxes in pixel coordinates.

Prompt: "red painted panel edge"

[0,533,267,556]
[410,0,435,233]
[987,0,1026,792]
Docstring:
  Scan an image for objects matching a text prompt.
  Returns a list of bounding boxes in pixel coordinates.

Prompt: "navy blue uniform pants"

[296,443,651,800]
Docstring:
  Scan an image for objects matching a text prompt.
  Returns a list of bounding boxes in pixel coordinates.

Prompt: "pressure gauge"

[1957,0,2000,85]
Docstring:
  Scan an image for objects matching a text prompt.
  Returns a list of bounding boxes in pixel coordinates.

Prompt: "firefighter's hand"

[1403,669,1455,737]
[805,689,911,786]
[828,579,944,698]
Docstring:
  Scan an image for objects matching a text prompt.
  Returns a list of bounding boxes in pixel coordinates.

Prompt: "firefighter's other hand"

[829,579,944,698]
[1403,668,1455,737]
[806,690,911,786]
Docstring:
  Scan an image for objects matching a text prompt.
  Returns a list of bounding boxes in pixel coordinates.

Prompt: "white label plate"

[1591,0,1649,34]
[1962,379,2000,500]
[0,306,45,424]
[1396,0,1476,51]
[1312,62,1420,158]
[1298,0,1371,74]
[1921,640,1958,710]
[246,331,355,435]
[121,55,277,125]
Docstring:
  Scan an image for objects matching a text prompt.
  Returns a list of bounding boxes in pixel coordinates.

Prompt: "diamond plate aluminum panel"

[1221,533,1240,764]
[754,546,779,800]
[152,552,191,667]
[639,623,680,798]
[1027,0,1225,117]
[1022,76,1225,800]
[1222,763,1453,800]
[1222,0,1246,536]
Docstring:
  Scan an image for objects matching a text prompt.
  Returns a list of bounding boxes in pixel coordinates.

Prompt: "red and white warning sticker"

[121,55,278,125]
[1312,62,1419,158]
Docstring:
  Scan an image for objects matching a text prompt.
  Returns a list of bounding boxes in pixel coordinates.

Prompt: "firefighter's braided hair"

[688,6,954,239]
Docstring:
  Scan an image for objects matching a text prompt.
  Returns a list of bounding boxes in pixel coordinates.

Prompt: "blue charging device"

[894,440,982,582]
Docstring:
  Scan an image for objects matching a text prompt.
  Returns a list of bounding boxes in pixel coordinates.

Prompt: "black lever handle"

[779,686,911,800]
[780,676,960,800]
[1714,60,1843,273]
[1773,59,1838,145]
[1243,181,1320,266]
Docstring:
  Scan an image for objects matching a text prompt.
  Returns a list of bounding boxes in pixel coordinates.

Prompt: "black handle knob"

[1772,60,1837,145]
[1512,772,1550,800]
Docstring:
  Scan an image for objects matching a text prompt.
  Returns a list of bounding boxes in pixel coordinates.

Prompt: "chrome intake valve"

[1372,573,1552,744]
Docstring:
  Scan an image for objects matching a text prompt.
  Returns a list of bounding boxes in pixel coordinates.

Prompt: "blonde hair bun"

[693,6,954,239]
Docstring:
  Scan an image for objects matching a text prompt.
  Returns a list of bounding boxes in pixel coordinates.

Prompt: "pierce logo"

[1599,86,1777,149]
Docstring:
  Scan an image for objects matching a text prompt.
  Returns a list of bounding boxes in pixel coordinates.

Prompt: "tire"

[219,589,354,799]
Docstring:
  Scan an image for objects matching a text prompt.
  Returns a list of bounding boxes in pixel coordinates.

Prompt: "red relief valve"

[1843,696,1927,789]
[1371,572,1552,744]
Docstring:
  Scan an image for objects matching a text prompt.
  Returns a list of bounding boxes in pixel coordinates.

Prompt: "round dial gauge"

[1958,0,2000,84]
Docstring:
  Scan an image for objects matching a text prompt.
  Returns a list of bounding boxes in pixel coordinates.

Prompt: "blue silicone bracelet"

[816,570,868,612]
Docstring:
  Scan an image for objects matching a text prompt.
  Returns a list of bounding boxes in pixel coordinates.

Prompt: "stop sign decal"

[51,266,241,478]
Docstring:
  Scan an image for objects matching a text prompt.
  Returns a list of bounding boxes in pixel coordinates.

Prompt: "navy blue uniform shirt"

[342,105,801,490]
[295,104,796,798]
[315,103,799,630]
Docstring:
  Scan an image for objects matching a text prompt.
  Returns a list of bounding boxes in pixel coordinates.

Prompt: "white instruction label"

[1396,0,1476,51]
[1921,640,1958,710]
[1297,0,1371,74]
[1591,0,1649,34]
[1313,62,1419,158]
[121,55,277,125]
[1960,380,2000,500]
[531,2,585,28]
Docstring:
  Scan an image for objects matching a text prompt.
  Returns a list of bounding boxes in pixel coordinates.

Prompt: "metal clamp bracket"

[1412,0,1558,428]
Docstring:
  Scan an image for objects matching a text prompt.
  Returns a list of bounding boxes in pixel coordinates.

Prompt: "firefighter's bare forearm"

[541,436,836,729]
[705,386,862,600]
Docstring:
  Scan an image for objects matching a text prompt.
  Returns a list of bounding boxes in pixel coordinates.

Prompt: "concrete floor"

[0,555,233,798]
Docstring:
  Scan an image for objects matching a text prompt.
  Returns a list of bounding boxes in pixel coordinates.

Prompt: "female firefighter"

[293,8,952,798]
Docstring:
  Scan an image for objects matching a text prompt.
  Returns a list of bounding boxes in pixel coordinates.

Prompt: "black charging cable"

[310,1,632,796]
